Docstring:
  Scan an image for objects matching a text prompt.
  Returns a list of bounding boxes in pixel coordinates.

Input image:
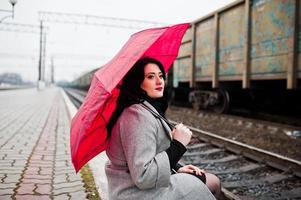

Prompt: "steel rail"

[169,119,301,178]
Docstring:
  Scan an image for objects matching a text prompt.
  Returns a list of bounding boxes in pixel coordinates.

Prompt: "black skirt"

[190,172,206,184]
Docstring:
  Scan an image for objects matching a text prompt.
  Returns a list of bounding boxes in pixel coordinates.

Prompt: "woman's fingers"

[186,165,206,175]
[178,165,207,176]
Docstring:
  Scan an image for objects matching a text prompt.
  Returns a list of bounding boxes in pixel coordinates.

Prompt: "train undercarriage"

[170,80,301,117]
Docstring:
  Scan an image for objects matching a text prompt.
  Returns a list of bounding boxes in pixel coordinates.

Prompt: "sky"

[0,0,235,83]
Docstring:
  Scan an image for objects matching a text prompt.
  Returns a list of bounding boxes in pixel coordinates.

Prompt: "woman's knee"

[205,173,221,196]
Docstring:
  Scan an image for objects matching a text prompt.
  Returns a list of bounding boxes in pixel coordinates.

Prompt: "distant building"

[0,73,23,85]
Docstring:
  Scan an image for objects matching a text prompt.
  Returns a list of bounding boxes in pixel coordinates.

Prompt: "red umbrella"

[70,23,190,172]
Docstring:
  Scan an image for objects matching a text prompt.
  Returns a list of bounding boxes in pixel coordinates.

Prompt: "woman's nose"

[156,76,162,84]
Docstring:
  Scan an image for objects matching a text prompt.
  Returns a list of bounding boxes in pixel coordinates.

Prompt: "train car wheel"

[192,100,201,110]
[212,89,230,113]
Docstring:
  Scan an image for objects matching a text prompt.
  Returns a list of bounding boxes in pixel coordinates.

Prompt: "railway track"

[63,87,86,108]
[181,127,301,199]
[64,87,301,200]
[228,108,301,128]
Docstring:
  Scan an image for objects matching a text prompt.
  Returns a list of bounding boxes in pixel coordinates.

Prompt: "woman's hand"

[177,164,206,176]
[172,123,192,146]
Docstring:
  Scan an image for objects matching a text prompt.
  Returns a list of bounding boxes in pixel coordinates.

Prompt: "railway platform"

[0,88,89,199]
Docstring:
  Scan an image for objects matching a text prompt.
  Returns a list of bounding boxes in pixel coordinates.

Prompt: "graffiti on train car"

[251,0,295,76]
[178,42,191,58]
[173,58,191,87]
[195,18,214,79]
[219,4,244,77]
[172,0,301,114]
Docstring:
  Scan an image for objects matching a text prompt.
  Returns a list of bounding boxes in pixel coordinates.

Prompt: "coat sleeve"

[119,104,171,189]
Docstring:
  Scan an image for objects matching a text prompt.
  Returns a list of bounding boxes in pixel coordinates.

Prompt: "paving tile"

[17,183,36,194]
[53,194,70,200]
[53,181,84,190]
[35,184,52,195]
[15,194,51,200]
[53,185,85,195]
[0,183,16,189]
[0,88,89,199]
[69,191,88,199]
[23,174,52,180]
[0,195,13,200]
[2,174,21,183]
[0,187,15,195]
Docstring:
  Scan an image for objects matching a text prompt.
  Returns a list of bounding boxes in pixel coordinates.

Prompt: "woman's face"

[141,63,165,98]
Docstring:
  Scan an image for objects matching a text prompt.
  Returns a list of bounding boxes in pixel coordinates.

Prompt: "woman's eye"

[159,75,164,79]
[147,75,155,79]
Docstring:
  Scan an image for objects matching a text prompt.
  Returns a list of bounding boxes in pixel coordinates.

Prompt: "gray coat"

[105,101,215,200]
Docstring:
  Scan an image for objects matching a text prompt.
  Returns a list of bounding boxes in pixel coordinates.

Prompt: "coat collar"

[141,101,172,140]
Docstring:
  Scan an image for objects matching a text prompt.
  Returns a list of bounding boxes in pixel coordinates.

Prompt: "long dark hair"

[106,57,167,139]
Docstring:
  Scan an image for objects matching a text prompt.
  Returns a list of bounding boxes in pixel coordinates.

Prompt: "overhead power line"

[51,53,110,61]
[0,52,37,60]
[0,22,48,34]
[38,11,167,29]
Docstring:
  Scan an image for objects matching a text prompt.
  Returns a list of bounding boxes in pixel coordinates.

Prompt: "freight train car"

[70,69,97,90]
[171,0,301,114]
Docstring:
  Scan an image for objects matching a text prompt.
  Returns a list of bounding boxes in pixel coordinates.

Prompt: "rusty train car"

[171,0,301,114]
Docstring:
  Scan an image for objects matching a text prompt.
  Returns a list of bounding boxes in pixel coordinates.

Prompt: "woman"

[105,57,221,199]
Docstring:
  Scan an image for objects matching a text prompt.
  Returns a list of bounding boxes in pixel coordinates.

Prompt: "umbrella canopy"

[70,23,190,172]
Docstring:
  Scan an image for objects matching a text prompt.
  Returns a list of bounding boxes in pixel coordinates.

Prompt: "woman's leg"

[205,173,221,199]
